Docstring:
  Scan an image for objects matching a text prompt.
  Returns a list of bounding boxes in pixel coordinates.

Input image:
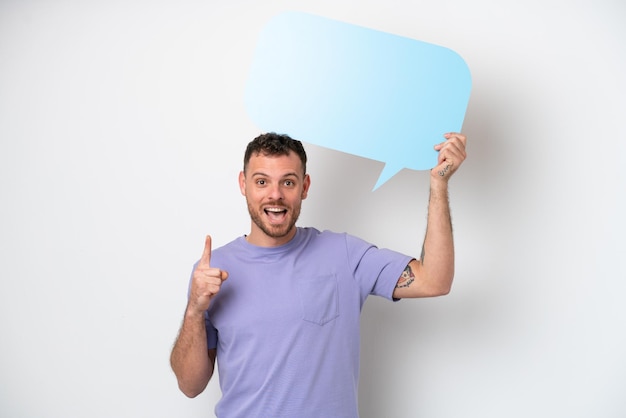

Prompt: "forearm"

[170,309,214,398]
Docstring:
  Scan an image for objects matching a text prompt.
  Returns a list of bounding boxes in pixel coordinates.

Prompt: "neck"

[246,226,297,247]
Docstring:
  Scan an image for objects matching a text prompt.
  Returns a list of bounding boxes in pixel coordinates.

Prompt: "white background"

[1,1,625,417]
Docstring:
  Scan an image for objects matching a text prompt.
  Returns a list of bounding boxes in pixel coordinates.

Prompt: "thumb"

[200,235,212,266]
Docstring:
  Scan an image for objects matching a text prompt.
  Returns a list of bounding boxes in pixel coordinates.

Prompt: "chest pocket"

[296,274,339,325]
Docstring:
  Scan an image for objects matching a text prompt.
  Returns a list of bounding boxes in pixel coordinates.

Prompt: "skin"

[392,132,467,299]
[170,132,467,397]
[238,150,311,247]
[169,235,225,397]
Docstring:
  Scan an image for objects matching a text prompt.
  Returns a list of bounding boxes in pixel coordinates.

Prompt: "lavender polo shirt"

[202,227,412,418]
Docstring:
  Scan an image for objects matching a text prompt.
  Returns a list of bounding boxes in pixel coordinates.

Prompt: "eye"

[284,180,294,187]
[256,179,266,186]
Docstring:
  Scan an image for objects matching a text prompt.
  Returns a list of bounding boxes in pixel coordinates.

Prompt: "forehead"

[246,151,304,176]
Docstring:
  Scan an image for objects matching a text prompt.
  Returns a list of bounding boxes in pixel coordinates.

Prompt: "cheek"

[246,189,261,202]
[292,190,306,204]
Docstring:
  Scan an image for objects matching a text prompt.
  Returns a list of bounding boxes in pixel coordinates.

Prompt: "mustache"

[263,202,289,209]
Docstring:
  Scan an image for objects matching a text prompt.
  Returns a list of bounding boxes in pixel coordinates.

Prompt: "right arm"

[170,311,216,397]
[170,236,228,398]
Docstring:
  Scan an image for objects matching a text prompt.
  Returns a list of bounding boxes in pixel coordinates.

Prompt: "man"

[171,132,467,417]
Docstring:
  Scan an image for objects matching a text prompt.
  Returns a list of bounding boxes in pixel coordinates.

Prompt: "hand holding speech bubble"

[245,11,471,190]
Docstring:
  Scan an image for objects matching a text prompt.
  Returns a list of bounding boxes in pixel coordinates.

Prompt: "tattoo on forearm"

[396,265,416,289]
[438,164,452,177]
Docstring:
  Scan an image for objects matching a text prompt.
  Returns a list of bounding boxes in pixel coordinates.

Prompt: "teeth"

[266,207,286,213]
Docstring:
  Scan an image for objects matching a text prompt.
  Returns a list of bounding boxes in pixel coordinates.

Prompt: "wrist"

[184,305,207,322]
[429,176,449,192]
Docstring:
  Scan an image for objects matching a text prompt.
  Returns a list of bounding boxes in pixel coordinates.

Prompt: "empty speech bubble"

[245,11,471,190]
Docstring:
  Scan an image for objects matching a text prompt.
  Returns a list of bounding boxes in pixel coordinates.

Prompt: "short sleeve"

[345,234,414,301]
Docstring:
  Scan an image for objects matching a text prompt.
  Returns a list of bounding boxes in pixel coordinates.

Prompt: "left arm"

[393,132,467,299]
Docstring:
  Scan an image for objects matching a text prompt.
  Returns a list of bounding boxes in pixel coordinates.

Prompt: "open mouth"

[264,207,288,223]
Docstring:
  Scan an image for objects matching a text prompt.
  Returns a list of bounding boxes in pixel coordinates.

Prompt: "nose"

[267,183,284,201]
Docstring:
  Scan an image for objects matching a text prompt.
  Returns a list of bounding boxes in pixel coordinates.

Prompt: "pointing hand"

[187,235,228,316]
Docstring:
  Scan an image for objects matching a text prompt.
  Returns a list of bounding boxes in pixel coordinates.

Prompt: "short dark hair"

[243,132,307,174]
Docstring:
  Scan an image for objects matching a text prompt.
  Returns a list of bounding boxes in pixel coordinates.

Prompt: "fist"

[432,132,467,181]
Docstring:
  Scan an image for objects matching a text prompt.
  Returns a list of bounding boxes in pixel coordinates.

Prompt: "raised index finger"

[199,235,212,267]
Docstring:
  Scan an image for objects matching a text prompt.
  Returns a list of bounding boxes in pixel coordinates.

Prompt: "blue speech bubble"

[245,11,471,190]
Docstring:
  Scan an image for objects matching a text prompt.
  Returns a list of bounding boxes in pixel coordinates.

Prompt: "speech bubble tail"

[372,164,402,191]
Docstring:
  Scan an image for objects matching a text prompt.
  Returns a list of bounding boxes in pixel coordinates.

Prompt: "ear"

[301,174,311,200]
[238,171,246,196]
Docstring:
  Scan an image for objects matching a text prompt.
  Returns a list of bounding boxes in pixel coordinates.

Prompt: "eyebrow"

[250,171,301,179]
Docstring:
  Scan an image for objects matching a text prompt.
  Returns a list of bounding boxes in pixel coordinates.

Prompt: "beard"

[246,199,302,240]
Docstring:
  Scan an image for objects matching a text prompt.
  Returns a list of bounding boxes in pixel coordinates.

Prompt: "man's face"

[239,151,310,247]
